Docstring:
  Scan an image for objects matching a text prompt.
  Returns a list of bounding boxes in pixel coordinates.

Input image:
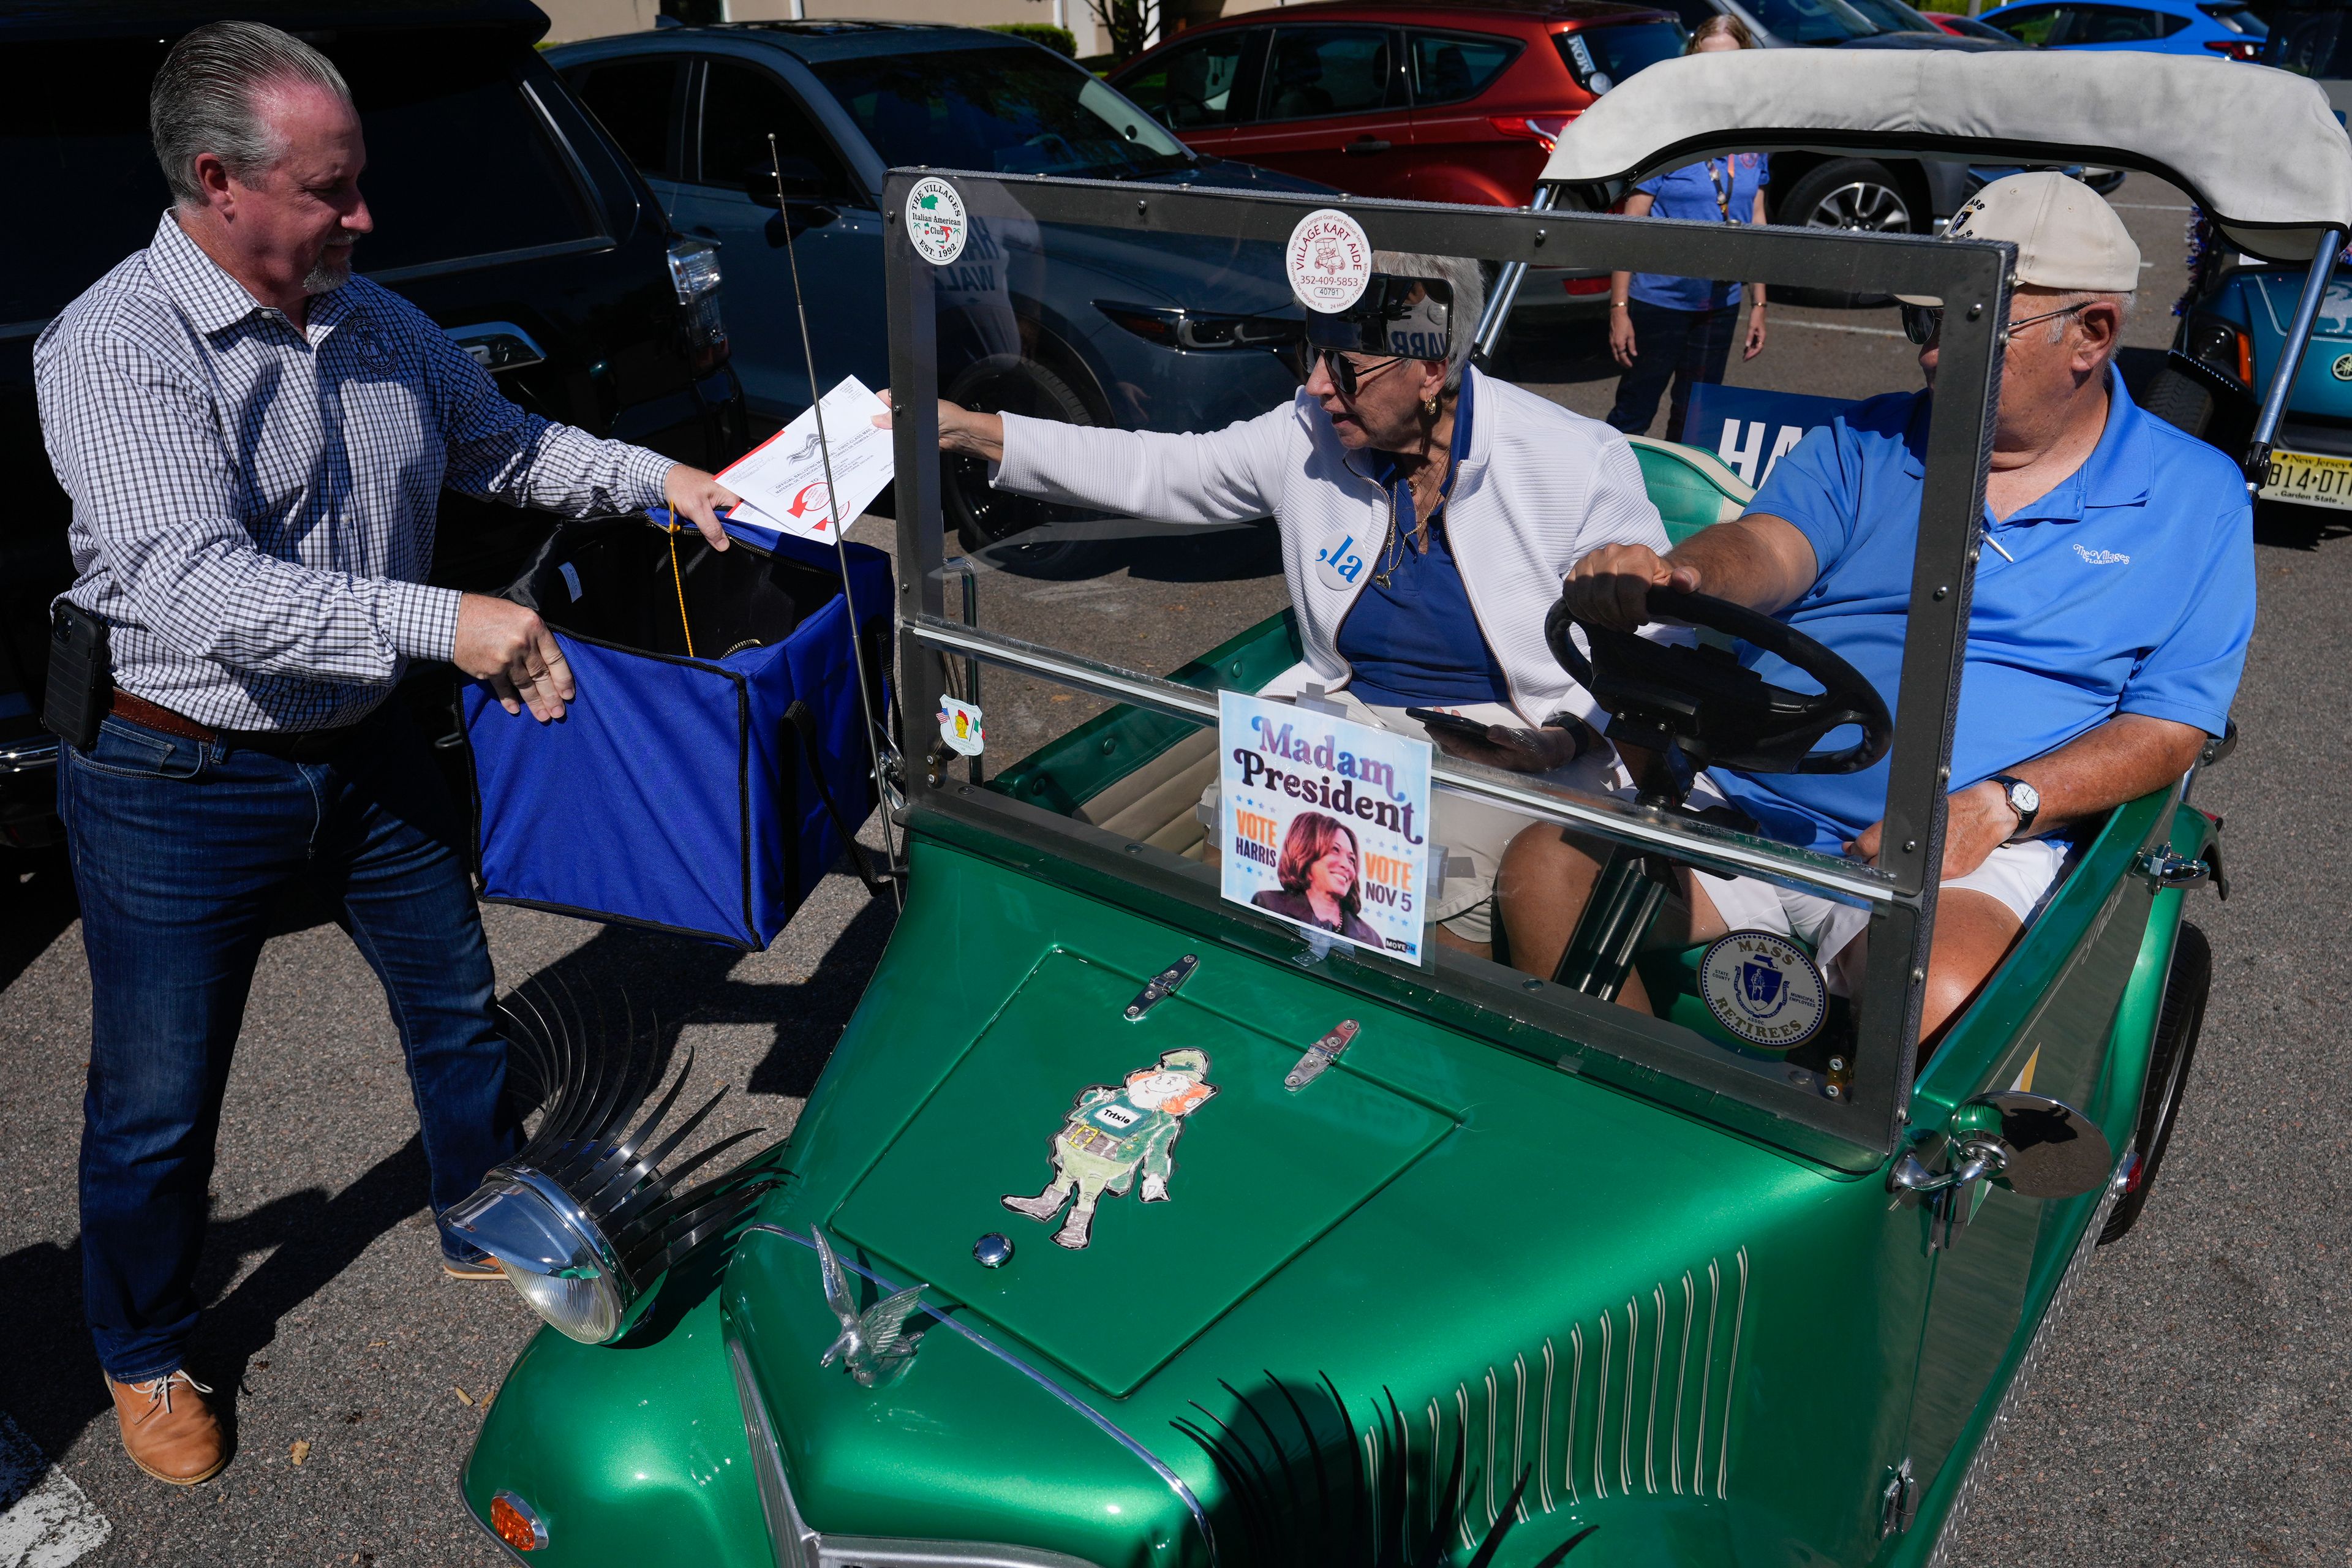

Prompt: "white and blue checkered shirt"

[36,213,676,732]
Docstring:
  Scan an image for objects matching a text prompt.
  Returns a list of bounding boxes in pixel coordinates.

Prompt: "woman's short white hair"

[1374,251,1486,390]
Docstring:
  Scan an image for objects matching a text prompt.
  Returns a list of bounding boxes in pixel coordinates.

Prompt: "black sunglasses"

[1900,300,2089,346]
[1305,347,1409,400]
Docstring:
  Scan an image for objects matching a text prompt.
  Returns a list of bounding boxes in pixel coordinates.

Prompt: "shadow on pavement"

[0,1134,432,1471]
[492,881,900,1106]
[1,845,79,993]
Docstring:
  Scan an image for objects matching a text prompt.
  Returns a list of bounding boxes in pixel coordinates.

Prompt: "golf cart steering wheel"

[1546,587,1892,778]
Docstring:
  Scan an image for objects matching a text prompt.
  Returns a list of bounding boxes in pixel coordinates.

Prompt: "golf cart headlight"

[444,1170,629,1344]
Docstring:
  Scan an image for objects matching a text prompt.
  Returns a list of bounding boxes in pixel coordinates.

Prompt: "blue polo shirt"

[1713,369,2255,856]
[1336,373,1512,708]
[1629,154,1768,313]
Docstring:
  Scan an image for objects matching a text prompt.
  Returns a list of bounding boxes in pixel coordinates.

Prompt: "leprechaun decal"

[1001,1049,1216,1250]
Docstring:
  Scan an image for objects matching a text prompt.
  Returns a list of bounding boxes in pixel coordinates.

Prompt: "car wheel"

[2099,920,2211,1245]
[2139,361,2217,442]
[1776,159,1917,308]
[943,355,1104,572]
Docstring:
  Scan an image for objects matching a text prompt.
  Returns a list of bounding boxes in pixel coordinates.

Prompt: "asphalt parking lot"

[5,175,2349,1566]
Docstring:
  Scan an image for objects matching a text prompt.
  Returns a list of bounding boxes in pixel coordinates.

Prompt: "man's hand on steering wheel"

[1427,720,1586,775]
[1848,781,2015,879]
[1562,543,1703,632]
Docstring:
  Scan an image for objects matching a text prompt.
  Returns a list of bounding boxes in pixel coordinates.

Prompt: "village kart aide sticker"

[905,176,968,266]
[1218,690,1431,964]
[1285,208,1373,314]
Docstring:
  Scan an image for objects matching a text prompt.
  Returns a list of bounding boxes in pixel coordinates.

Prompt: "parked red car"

[1109,0,1687,209]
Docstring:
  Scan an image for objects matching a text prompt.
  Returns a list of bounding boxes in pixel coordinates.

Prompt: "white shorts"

[1690,837,2067,996]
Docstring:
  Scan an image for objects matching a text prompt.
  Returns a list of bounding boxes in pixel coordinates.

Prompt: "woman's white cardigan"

[991,366,1670,726]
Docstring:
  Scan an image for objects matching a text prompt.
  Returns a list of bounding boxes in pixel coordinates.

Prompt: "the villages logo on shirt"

[905,177,968,266]
[1286,208,1374,314]
[2072,543,2131,566]
[1698,929,1827,1050]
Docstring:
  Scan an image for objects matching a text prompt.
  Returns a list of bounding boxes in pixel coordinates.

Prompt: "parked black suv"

[0,0,749,849]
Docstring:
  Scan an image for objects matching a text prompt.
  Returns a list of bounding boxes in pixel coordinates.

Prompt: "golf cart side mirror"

[746,157,832,207]
[1890,1091,2114,1202]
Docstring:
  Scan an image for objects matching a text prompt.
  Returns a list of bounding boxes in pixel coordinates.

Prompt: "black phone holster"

[42,602,113,751]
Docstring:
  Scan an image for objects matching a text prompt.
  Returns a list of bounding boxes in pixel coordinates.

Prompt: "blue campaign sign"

[1683,383,1860,489]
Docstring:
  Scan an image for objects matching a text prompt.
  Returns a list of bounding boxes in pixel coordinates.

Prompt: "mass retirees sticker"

[1698,929,1828,1051]
[905,177,968,266]
[1286,208,1373,314]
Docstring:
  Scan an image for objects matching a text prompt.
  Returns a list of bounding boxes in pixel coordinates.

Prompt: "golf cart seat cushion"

[1627,435,1753,543]
[1073,728,1219,859]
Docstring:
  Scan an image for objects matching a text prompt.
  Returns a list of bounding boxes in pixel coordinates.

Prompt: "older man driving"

[1499,173,2254,1043]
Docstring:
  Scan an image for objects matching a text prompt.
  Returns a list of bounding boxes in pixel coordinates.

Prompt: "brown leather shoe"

[107,1370,228,1485]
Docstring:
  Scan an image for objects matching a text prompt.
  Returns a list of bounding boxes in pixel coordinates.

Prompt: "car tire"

[2099,919,2211,1245]
[2139,361,2217,442]
[1776,159,1918,309]
[942,354,1104,571]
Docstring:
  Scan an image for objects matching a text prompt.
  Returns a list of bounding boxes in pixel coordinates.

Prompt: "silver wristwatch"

[1988,773,2040,841]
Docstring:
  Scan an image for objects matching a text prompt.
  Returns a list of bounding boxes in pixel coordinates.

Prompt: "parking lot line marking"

[0,1415,111,1568]
[1776,320,1907,338]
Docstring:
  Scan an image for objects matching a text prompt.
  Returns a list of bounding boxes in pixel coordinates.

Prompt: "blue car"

[1978,0,2267,59]
[549,22,1331,557]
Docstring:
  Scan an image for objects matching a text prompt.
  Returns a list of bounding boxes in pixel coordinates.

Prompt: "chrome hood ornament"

[441,982,778,1344]
[813,1227,929,1387]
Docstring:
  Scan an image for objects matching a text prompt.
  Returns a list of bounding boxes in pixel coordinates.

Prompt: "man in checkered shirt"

[35,21,742,1488]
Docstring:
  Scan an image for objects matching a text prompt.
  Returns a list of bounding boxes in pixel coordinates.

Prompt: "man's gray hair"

[1374,251,1486,390]
[151,20,352,208]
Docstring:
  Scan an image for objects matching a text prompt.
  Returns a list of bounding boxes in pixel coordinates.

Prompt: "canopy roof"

[1540,50,2352,261]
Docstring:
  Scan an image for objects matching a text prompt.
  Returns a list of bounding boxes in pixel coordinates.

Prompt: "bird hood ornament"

[813,1227,930,1387]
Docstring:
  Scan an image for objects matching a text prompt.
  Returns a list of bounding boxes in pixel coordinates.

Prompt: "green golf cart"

[442,49,2340,1568]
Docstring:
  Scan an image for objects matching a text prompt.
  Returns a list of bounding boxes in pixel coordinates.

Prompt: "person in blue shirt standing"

[1504,172,2254,1049]
[1602,16,1770,444]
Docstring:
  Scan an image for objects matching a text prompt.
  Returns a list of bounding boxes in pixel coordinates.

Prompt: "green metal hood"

[713,828,1921,1566]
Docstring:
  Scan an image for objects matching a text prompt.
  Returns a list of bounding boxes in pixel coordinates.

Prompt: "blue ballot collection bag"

[462,513,891,949]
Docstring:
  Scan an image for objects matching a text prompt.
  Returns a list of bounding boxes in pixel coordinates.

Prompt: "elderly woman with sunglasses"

[883,251,1671,957]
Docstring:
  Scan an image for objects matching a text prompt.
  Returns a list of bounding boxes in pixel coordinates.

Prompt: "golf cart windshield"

[883,162,2021,1172]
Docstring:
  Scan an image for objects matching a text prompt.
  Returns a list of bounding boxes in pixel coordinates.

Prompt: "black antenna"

[770,130,903,909]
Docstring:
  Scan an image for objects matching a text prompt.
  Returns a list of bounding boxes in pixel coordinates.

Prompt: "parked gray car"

[550,21,1333,556]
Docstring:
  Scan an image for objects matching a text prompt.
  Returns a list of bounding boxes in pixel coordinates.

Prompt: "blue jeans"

[1605,298,1741,445]
[60,702,517,1382]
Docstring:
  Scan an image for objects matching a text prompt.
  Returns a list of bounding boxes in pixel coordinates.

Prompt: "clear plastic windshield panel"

[884,173,2007,1167]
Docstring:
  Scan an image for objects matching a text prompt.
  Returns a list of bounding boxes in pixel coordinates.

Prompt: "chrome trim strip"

[1511,1354,1531,1523]
[1483,1366,1499,1528]
[903,613,1899,905]
[742,1225,1215,1566]
[1537,1341,1556,1515]
[1695,1259,1721,1497]
[1,736,61,774]
[1645,1284,1665,1496]
[1456,1382,1475,1550]
[1425,1398,1442,1537]
[1618,1298,1635,1498]
[1719,1249,1749,1501]
[1670,1272,1694,1496]
[1924,1158,2133,1568]
[1592,1313,1610,1500]
[1564,1324,1583,1506]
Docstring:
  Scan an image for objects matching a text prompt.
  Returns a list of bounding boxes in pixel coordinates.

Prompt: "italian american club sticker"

[905,176,968,266]
[1698,929,1827,1050]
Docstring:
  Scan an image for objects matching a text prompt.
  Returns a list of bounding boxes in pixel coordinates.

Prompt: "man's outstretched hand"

[1847,780,2015,880]
[1561,543,1703,631]
[455,595,574,722]
[665,463,742,551]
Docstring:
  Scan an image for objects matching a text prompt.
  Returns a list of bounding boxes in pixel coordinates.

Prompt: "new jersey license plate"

[2263,448,2352,510]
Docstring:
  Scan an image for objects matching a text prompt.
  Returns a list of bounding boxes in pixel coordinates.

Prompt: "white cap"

[1895,171,2141,306]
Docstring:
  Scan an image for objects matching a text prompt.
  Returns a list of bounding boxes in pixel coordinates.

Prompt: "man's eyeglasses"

[1305,347,1408,400]
[1899,300,2090,347]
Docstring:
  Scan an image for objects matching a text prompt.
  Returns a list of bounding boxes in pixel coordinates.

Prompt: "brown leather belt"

[110,690,364,763]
